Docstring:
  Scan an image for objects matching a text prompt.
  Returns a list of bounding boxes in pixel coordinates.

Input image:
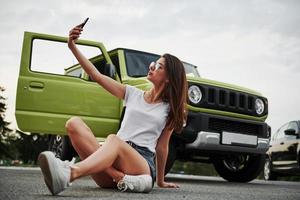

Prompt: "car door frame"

[283,121,300,168]
[16,31,122,137]
[270,123,288,169]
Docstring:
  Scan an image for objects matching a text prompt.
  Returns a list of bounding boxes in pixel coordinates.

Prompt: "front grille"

[208,118,262,136]
[189,84,268,117]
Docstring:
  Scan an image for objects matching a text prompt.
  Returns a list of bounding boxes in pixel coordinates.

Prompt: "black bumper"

[179,111,269,143]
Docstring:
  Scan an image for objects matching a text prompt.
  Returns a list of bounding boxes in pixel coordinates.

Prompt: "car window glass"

[125,50,160,77]
[124,50,201,78]
[65,67,82,77]
[88,55,106,81]
[110,54,121,78]
[31,39,100,77]
[288,122,298,132]
[276,123,288,140]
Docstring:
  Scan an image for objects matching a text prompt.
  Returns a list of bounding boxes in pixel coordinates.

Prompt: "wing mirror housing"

[284,129,298,137]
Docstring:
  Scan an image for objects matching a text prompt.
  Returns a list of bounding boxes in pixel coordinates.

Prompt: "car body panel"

[267,121,300,175]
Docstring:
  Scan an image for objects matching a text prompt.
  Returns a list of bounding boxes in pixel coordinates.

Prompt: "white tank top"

[117,85,170,153]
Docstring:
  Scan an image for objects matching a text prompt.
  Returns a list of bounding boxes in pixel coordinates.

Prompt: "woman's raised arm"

[68,25,125,99]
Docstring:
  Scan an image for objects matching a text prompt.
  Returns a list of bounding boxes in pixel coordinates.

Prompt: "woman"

[38,24,188,195]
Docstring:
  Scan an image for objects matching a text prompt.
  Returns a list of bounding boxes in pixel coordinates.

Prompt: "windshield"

[183,62,201,78]
[125,50,200,78]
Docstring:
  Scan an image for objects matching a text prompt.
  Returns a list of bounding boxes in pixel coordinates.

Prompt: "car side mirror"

[284,129,297,136]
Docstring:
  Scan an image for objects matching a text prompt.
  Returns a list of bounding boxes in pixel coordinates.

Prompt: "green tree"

[0,86,48,164]
[0,86,16,160]
[14,131,49,164]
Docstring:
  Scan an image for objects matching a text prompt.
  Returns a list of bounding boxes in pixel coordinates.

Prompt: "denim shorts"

[126,141,156,183]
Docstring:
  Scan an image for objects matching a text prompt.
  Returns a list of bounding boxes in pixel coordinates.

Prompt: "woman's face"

[147,57,168,87]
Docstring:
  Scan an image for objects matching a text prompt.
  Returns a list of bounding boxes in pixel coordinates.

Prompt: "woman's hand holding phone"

[68,18,89,49]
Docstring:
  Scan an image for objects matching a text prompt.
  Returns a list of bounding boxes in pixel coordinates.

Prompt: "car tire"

[264,157,277,181]
[164,137,177,175]
[211,153,265,182]
[48,135,77,161]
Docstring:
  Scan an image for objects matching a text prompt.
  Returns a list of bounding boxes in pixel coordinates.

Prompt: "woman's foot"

[38,151,75,195]
[117,174,153,193]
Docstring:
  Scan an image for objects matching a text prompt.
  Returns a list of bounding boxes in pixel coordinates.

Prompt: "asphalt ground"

[0,167,299,200]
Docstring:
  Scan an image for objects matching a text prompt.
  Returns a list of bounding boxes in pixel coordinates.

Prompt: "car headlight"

[255,98,265,115]
[188,85,202,104]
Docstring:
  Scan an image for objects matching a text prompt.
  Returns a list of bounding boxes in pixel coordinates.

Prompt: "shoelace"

[117,181,127,192]
[60,157,76,187]
[117,179,134,192]
[60,157,76,167]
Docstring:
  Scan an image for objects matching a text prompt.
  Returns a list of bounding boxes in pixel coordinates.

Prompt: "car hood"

[125,76,263,97]
[187,76,263,96]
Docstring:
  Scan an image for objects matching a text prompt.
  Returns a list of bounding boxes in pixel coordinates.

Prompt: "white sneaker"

[38,151,75,195]
[117,174,153,193]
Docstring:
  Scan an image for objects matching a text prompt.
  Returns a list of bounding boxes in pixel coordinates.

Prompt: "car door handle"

[29,82,44,89]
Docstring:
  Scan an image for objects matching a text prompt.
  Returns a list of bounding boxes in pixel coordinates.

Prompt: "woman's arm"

[155,127,179,188]
[68,26,125,99]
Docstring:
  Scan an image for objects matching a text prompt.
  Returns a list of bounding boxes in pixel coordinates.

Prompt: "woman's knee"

[65,116,83,134]
[106,134,120,144]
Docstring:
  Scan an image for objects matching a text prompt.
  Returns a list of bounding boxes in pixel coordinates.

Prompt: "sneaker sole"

[38,152,55,195]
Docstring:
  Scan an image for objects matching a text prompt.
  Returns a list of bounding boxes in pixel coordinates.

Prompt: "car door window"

[288,122,298,132]
[31,39,99,77]
[276,123,288,140]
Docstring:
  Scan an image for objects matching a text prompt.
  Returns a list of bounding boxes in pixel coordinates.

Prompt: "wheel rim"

[55,135,62,143]
[222,155,249,172]
[264,159,270,180]
[49,135,63,158]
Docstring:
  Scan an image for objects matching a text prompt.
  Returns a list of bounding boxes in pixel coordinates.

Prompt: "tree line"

[0,86,48,165]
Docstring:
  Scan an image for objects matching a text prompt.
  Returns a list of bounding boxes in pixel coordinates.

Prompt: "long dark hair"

[159,53,188,133]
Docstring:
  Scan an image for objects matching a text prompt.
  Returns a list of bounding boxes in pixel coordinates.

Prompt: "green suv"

[16,32,270,182]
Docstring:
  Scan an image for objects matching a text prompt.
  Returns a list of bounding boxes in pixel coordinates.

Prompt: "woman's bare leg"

[66,117,125,188]
[70,133,150,181]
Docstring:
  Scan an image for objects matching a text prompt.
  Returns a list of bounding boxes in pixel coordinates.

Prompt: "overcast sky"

[0,0,299,134]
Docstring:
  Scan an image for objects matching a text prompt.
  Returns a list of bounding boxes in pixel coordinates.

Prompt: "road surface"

[0,167,299,200]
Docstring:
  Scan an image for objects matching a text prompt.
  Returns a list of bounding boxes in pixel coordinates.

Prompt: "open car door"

[16,32,121,137]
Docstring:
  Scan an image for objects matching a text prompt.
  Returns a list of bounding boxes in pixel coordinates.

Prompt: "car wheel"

[211,154,265,182]
[164,137,177,175]
[264,157,277,181]
[48,135,76,161]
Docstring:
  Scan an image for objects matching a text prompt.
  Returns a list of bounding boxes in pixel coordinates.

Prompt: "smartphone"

[79,17,89,28]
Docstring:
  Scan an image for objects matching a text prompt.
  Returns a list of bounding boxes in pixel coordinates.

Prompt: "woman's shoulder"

[125,85,143,95]
[124,85,144,103]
